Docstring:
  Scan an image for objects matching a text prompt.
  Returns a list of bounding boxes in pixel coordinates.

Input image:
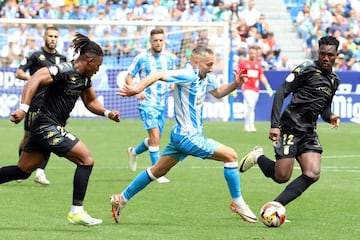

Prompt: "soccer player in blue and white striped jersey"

[110,46,258,224]
[125,28,176,183]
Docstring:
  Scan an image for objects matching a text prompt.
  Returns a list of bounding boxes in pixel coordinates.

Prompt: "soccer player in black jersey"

[239,36,341,208]
[4,32,120,226]
[16,26,67,185]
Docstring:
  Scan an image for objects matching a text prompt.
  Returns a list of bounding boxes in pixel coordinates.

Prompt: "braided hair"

[70,32,104,60]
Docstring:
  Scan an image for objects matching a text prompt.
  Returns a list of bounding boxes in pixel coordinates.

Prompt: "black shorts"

[273,125,323,160]
[23,114,79,157]
[24,109,38,131]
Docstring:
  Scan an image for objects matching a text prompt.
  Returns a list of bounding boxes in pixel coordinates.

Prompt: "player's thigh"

[17,151,45,173]
[210,143,237,163]
[275,157,295,181]
[297,152,321,178]
[65,140,94,166]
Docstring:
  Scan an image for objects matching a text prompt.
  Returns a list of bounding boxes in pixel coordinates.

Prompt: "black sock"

[274,174,316,206]
[73,165,93,206]
[38,152,51,170]
[0,166,31,183]
[258,155,276,180]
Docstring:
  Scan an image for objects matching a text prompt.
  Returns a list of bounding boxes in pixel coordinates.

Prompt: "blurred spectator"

[259,32,281,61]
[329,2,346,16]
[346,34,358,52]
[85,4,98,20]
[351,45,360,71]
[338,41,355,68]
[0,0,19,18]
[327,13,350,36]
[175,0,186,12]
[114,0,133,21]
[68,5,87,20]
[212,0,227,22]
[227,2,242,26]
[241,0,260,27]
[13,23,32,52]
[180,2,198,22]
[37,2,57,19]
[332,29,347,49]
[93,9,111,36]
[347,7,359,36]
[56,5,70,19]
[18,0,40,19]
[22,36,39,58]
[334,53,348,71]
[252,13,269,38]
[245,26,257,46]
[145,0,170,21]
[103,1,116,20]
[296,4,313,39]
[275,55,294,71]
[132,0,147,20]
[116,27,135,58]
[1,36,21,67]
[236,17,249,42]
[194,4,212,22]
[195,29,209,47]
[31,24,45,47]
[208,27,227,56]
[317,4,333,31]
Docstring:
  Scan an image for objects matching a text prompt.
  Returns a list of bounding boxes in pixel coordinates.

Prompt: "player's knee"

[226,148,238,162]
[274,174,291,183]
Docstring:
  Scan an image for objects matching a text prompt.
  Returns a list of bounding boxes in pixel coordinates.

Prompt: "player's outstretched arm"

[118,71,166,97]
[82,87,120,122]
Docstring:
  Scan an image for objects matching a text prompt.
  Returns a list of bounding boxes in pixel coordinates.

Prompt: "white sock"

[70,205,84,215]
[36,168,44,176]
[233,196,246,206]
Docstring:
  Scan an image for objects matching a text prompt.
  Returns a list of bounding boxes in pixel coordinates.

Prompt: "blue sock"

[224,162,241,198]
[123,169,155,200]
[134,138,149,155]
[149,146,160,165]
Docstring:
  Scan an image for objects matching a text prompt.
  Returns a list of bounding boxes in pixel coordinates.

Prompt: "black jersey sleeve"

[270,61,315,128]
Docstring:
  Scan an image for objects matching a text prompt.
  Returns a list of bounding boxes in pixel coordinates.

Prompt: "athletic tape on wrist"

[104,109,111,118]
[20,104,29,113]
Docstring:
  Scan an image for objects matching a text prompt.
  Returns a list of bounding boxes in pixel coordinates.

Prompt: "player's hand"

[10,109,26,124]
[269,128,280,145]
[234,69,247,86]
[330,114,340,129]
[108,110,120,122]
[117,84,138,97]
[266,85,273,97]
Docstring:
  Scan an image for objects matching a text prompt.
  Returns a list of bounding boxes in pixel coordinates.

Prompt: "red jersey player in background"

[238,45,273,132]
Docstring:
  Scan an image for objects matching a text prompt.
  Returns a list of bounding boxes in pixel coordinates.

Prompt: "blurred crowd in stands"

[293,0,360,71]
[0,0,359,71]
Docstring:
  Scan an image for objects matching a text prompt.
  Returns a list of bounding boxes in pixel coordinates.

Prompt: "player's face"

[248,48,257,61]
[43,29,59,51]
[84,55,103,78]
[198,53,215,78]
[150,33,165,54]
[317,44,338,72]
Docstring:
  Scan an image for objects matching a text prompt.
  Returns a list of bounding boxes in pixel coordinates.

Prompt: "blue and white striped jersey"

[127,49,175,107]
[165,63,218,135]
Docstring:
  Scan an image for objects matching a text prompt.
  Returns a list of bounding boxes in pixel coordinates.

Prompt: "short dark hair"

[318,36,339,50]
[150,28,165,36]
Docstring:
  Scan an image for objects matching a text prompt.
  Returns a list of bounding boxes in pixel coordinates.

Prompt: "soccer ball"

[260,201,286,227]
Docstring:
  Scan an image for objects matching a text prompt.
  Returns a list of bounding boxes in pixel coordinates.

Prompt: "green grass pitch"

[0,119,359,240]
